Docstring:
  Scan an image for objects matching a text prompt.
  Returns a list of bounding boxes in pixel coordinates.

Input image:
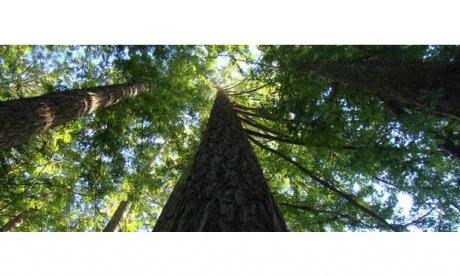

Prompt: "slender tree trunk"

[0,82,147,149]
[0,213,25,232]
[154,92,287,231]
[306,60,460,119]
[103,200,132,232]
[0,206,40,231]
[103,139,169,232]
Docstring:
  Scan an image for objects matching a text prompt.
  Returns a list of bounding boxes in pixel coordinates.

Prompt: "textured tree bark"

[0,213,24,232]
[154,92,287,231]
[306,60,460,120]
[0,82,147,149]
[103,200,132,232]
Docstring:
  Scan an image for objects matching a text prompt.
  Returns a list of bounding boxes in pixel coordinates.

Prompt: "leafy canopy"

[0,45,458,231]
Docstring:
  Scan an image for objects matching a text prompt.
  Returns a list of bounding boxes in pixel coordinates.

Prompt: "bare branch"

[228,84,269,96]
[246,127,358,151]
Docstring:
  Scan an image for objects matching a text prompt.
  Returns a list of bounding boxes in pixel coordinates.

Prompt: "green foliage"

[0,45,458,232]
[244,45,460,231]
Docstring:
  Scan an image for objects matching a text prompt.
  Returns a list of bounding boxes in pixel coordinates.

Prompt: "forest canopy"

[0,45,459,232]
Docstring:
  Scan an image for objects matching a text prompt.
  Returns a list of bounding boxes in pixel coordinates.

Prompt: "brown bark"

[103,200,132,232]
[305,60,460,120]
[154,92,287,231]
[0,82,147,149]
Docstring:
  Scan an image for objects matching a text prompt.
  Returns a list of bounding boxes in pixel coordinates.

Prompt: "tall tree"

[302,59,460,120]
[0,45,217,232]
[0,82,148,149]
[259,45,460,118]
[2,45,458,232]
[103,200,132,232]
[154,91,287,231]
[103,139,170,232]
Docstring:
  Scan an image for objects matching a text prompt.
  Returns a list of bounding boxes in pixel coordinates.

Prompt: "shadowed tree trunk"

[103,200,132,232]
[0,194,50,231]
[0,213,25,232]
[0,206,41,232]
[305,60,460,120]
[0,82,147,149]
[103,139,169,232]
[154,91,287,231]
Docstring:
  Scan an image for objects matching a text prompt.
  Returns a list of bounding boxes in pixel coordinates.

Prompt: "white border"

[1,233,459,276]
[0,0,459,44]
[1,1,459,275]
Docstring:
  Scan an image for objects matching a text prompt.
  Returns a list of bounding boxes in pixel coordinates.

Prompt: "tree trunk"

[154,92,287,231]
[0,82,147,149]
[0,213,24,232]
[307,60,460,120]
[103,139,168,232]
[103,200,132,232]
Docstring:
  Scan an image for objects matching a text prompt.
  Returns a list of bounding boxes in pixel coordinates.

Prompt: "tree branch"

[227,84,269,96]
[246,128,358,151]
[220,78,249,90]
[401,204,438,227]
[234,107,292,124]
[231,102,264,112]
[281,202,370,228]
[249,136,402,232]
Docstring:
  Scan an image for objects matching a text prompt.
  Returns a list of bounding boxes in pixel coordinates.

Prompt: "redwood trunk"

[154,92,287,231]
[307,60,460,119]
[0,82,146,149]
[103,200,132,232]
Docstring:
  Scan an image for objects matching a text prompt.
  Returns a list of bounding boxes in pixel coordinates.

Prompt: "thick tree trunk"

[0,213,24,232]
[154,92,287,231]
[103,200,132,232]
[0,82,147,149]
[307,60,460,119]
